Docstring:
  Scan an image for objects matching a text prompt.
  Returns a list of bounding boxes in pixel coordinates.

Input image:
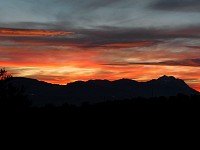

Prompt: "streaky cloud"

[1,26,200,49]
[103,58,200,67]
[0,28,73,37]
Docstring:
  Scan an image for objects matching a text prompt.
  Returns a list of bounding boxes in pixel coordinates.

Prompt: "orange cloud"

[0,28,73,37]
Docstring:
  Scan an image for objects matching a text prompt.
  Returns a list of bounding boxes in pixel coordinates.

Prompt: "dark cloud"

[186,46,200,49]
[0,22,67,30]
[1,25,200,48]
[153,58,200,67]
[151,0,200,11]
[104,58,200,67]
[54,0,136,10]
[78,25,200,41]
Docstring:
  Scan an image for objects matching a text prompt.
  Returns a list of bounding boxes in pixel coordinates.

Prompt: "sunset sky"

[0,0,200,91]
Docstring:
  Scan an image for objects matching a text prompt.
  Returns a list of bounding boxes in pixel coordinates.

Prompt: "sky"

[0,0,200,91]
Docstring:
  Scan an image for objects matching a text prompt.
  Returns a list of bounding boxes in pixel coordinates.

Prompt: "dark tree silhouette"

[0,68,31,111]
[0,68,12,80]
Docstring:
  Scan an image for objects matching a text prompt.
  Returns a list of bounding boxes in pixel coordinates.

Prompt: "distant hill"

[9,75,199,106]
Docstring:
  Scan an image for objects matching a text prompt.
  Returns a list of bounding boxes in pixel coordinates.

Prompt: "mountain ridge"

[9,75,199,106]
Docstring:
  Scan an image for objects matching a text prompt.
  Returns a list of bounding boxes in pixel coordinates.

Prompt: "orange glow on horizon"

[4,64,199,92]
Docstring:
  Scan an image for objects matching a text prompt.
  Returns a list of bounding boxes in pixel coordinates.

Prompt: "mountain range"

[9,75,199,106]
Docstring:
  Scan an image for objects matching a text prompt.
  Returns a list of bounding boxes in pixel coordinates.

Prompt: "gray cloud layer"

[152,0,200,11]
[2,0,200,30]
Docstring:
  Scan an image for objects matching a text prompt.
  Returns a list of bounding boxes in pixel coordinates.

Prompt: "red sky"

[0,0,200,92]
[0,28,200,92]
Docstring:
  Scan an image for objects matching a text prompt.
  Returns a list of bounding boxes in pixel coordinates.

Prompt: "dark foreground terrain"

[1,94,200,141]
[1,94,200,117]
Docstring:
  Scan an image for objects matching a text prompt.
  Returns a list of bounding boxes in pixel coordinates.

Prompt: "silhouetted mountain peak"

[157,75,176,81]
[149,75,188,88]
[155,75,189,87]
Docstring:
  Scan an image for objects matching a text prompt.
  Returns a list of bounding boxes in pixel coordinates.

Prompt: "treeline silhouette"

[2,93,200,114]
[31,94,200,113]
